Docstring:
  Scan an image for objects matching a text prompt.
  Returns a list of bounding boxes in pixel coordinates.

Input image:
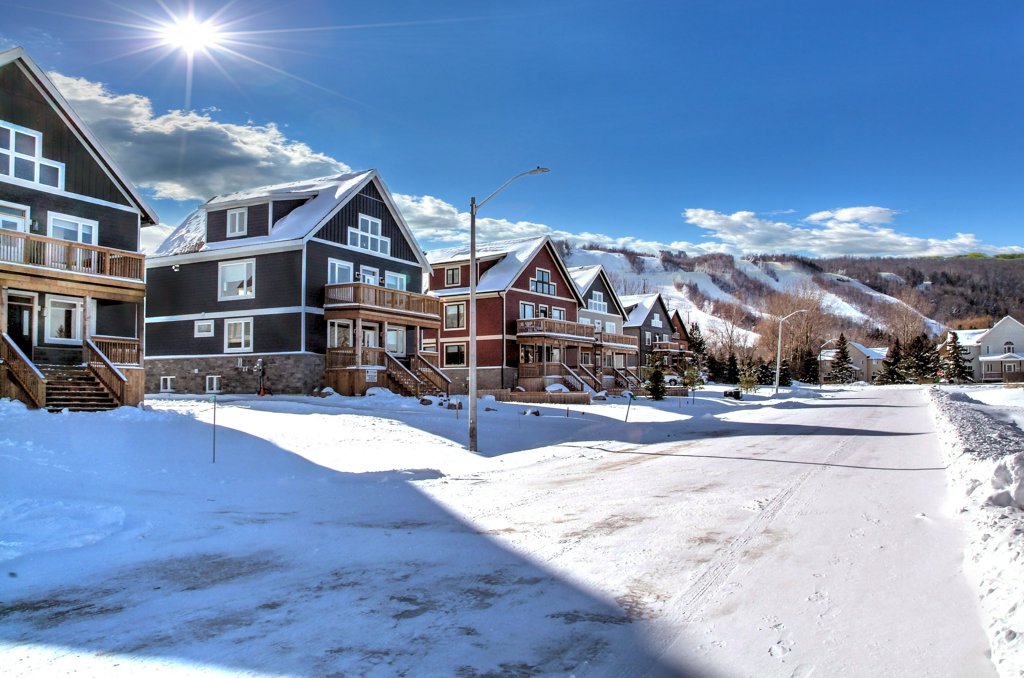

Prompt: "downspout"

[500,291,506,389]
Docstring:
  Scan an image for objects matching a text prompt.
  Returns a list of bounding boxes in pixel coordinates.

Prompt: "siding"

[313,181,419,264]
[147,313,302,356]
[146,250,302,317]
[305,240,422,307]
[95,299,137,337]
[206,203,270,244]
[273,199,307,224]
[0,182,138,251]
[0,61,132,206]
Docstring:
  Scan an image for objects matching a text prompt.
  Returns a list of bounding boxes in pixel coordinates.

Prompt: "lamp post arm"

[476,167,549,211]
[774,309,808,394]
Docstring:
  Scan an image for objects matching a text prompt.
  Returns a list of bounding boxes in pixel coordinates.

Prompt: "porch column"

[0,286,8,335]
[355,317,363,366]
[82,294,92,343]
[136,302,145,364]
[383,320,390,355]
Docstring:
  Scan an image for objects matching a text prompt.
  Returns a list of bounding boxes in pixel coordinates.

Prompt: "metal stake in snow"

[210,394,217,464]
[625,391,636,422]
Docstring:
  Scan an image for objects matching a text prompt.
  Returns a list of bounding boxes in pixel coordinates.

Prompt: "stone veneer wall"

[146,354,325,396]
[442,366,518,394]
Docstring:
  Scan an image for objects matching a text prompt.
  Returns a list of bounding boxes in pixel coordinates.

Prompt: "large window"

[651,313,662,328]
[327,319,352,348]
[0,121,64,189]
[529,268,556,295]
[0,201,28,231]
[48,212,97,245]
[226,208,247,237]
[552,307,566,320]
[327,258,353,285]
[588,292,607,313]
[444,343,466,367]
[219,259,255,301]
[385,271,407,291]
[348,214,391,255]
[644,331,652,346]
[224,318,253,352]
[519,302,535,319]
[445,302,465,329]
[45,296,82,344]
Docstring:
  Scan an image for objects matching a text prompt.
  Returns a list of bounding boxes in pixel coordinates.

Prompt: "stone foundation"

[146,354,325,396]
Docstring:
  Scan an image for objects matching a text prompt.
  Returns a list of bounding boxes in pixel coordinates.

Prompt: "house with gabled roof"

[1,47,158,410]
[145,170,448,398]
[946,316,1024,383]
[620,293,676,383]
[818,342,889,383]
[566,264,639,390]
[426,235,594,393]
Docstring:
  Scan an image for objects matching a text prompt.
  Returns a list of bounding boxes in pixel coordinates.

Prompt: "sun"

[158,15,223,56]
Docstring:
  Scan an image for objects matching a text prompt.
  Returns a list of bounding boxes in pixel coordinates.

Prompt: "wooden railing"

[518,362,562,380]
[576,362,602,391]
[85,338,127,406]
[653,340,684,352]
[560,363,587,392]
[411,353,451,396]
[516,318,595,341]
[91,335,141,365]
[1,332,46,408]
[384,352,424,396]
[613,366,642,389]
[596,331,639,349]
[0,231,144,281]
[326,346,385,369]
[324,283,440,317]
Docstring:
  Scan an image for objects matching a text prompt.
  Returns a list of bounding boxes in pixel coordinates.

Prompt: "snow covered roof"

[950,328,989,347]
[567,265,602,293]
[979,353,1024,362]
[0,47,159,225]
[620,294,664,328]
[819,344,888,362]
[149,171,430,271]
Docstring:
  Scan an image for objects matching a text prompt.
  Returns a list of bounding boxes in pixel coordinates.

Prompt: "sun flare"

[159,16,223,56]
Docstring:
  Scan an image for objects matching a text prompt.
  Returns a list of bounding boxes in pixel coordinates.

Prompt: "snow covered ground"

[1,385,1017,676]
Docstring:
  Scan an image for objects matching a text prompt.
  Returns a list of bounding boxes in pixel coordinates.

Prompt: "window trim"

[444,302,466,330]
[359,265,379,286]
[444,342,467,367]
[0,199,30,232]
[651,313,663,328]
[47,211,98,245]
[218,259,256,302]
[327,319,353,348]
[519,301,535,319]
[551,306,566,321]
[224,317,254,353]
[194,320,215,337]
[444,267,461,287]
[226,208,248,237]
[529,267,556,296]
[44,295,83,345]
[588,291,608,313]
[159,375,176,393]
[327,258,354,285]
[384,271,407,291]
[0,120,65,189]
[347,213,391,256]
[644,331,652,346]
[205,375,222,393]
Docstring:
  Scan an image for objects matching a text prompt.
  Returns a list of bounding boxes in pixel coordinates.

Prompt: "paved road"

[425,387,996,677]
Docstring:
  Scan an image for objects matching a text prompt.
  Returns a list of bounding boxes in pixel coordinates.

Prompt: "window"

[445,267,460,287]
[0,201,28,231]
[519,302,535,319]
[444,343,466,367]
[327,319,352,348]
[226,208,247,237]
[194,320,214,337]
[552,307,565,320]
[606,321,616,333]
[327,258,353,285]
[652,313,662,328]
[45,296,82,344]
[538,305,549,318]
[348,214,390,255]
[1007,364,1018,373]
[644,331,652,346]
[219,260,255,300]
[160,376,175,393]
[385,271,407,290]
[422,339,437,353]
[48,212,97,245]
[206,375,222,393]
[0,121,64,188]
[359,265,379,286]
[1005,342,1016,354]
[582,351,592,365]
[445,302,465,329]
[592,319,603,332]
[588,292,607,313]
[529,268,556,295]
[224,318,253,352]
[386,327,407,354]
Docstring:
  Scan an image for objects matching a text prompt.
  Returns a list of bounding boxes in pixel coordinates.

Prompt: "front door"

[6,294,34,356]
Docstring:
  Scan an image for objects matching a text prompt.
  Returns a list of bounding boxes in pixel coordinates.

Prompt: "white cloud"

[805,206,897,225]
[49,72,348,202]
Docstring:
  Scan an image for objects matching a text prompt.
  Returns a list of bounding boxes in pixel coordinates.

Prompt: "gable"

[0,59,136,209]
[511,243,578,302]
[312,179,419,264]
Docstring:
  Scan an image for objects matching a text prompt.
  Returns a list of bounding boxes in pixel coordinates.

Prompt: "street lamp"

[774,309,808,394]
[468,166,549,452]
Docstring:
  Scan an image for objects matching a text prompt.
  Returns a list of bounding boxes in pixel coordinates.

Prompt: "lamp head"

[528,167,550,175]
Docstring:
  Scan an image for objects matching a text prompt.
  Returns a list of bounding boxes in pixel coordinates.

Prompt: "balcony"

[0,230,144,282]
[516,318,595,343]
[595,331,639,350]
[653,340,684,353]
[324,283,440,322]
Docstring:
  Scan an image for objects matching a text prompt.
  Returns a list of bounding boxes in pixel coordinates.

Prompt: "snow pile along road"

[929,387,1024,678]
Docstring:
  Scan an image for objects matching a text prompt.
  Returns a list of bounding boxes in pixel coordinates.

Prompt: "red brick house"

[426,236,594,393]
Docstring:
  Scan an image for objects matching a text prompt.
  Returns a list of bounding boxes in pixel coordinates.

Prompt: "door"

[359,266,379,286]
[6,294,34,356]
[386,327,407,356]
[362,324,379,348]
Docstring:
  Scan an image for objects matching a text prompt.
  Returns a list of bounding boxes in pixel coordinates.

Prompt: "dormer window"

[348,214,390,255]
[226,208,247,237]
[0,121,64,189]
[652,313,662,328]
[1005,341,1016,354]
[588,292,607,313]
[529,268,556,295]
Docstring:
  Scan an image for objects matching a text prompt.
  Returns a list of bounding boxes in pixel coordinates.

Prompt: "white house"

[819,342,888,383]
[948,316,1024,383]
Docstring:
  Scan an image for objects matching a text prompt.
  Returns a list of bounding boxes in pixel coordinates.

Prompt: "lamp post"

[468,167,549,452]
[774,309,808,394]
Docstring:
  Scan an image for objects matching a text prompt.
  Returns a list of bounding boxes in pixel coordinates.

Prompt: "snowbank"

[929,388,1024,678]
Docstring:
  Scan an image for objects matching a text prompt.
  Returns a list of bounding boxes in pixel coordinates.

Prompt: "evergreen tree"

[725,352,740,384]
[830,333,856,383]
[798,348,819,384]
[778,359,793,386]
[942,331,972,383]
[902,333,940,382]
[755,360,775,385]
[647,355,667,400]
[875,337,905,385]
[688,322,707,370]
[706,354,724,383]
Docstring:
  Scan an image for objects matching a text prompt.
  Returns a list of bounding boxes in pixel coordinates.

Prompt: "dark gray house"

[620,293,676,376]
[145,170,446,397]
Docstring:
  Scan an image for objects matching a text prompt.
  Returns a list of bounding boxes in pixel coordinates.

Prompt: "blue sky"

[4,0,1023,256]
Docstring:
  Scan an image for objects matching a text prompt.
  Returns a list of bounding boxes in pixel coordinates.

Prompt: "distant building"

[818,342,889,383]
[946,316,1024,383]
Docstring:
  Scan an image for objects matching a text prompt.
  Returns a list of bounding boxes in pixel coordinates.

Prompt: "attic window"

[1006,342,1016,354]
[588,292,607,313]
[0,121,65,189]
[651,313,662,328]
[226,208,247,237]
[348,214,390,256]
[529,268,556,296]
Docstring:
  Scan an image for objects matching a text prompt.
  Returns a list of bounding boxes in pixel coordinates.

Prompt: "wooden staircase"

[40,365,118,413]
[384,353,451,398]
